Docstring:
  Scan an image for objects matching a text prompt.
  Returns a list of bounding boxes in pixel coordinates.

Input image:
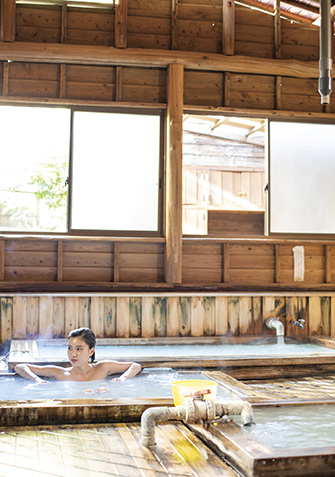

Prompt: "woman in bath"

[14,327,142,384]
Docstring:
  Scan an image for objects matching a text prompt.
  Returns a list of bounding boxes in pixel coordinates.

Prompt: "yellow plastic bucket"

[171,380,218,406]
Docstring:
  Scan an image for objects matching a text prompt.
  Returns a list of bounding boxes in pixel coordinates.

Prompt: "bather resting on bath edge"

[14,327,142,384]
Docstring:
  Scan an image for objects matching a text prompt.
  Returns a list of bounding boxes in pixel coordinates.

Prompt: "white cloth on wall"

[292,245,304,282]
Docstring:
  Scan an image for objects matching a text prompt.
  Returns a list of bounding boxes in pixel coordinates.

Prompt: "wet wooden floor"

[0,422,238,477]
[244,374,335,401]
[205,370,335,402]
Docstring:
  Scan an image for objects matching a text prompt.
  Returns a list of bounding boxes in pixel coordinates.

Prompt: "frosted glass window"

[269,121,335,234]
[71,111,161,232]
[0,106,70,233]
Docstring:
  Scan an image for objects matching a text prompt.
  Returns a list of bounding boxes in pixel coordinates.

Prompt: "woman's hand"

[111,376,127,382]
[34,378,49,384]
[84,387,109,394]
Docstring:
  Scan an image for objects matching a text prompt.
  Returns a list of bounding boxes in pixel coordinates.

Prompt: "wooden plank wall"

[2,239,165,284]
[1,238,335,287]
[235,4,274,58]
[281,21,319,61]
[5,60,324,112]
[1,294,334,342]
[207,210,264,236]
[177,0,222,53]
[0,1,331,112]
[128,0,171,49]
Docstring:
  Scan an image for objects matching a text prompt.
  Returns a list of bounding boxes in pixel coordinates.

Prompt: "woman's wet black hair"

[68,327,96,362]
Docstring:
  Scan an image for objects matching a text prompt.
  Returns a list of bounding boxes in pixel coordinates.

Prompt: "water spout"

[141,398,254,447]
[266,318,284,336]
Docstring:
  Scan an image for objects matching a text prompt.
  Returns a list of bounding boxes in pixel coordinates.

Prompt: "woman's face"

[67,336,94,367]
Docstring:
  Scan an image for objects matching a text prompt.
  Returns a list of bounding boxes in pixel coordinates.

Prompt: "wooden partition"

[1,293,334,343]
[0,237,334,289]
[1,237,335,291]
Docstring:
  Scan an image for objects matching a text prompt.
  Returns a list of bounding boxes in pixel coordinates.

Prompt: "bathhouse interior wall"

[0,0,334,343]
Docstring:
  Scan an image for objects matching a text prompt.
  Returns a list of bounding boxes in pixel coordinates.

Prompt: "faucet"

[290,318,305,329]
[266,317,284,336]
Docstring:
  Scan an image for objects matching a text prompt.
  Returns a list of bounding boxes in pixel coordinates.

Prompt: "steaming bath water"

[244,404,335,449]
[34,340,335,359]
[0,369,234,401]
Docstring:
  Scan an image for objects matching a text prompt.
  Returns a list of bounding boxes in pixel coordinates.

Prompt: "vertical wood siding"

[1,294,335,342]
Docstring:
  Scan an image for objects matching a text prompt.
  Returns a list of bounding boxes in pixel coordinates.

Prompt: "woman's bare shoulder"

[93,360,136,374]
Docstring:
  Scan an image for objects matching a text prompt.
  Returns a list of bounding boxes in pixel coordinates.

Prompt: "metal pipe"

[141,399,254,447]
[265,317,284,336]
[319,0,333,104]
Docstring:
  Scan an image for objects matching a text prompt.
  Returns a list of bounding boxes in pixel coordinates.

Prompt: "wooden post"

[0,240,4,281]
[113,242,120,282]
[274,244,281,283]
[223,243,229,282]
[224,72,230,107]
[222,0,235,55]
[171,0,178,50]
[0,0,16,42]
[57,240,64,282]
[275,75,282,109]
[325,245,332,283]
[116,66,122,101]
[2,62,9,96]
[60,64,67,98]
[165,63,183,284]
[274,0,281,59]
[61,3,67,44]
[115,0,128,48]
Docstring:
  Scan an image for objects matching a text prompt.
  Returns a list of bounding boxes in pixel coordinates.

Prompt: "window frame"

[266,118,335,239]
[0,103,165,237]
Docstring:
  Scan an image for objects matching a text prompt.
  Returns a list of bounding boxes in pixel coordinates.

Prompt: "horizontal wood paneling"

[208,210,264,236]
[66,64,116,100]
[127,0,171,49]
[2,294,335,342]
[182,242,222,283]
[8,62,60,98]
[0,0,324,112]
[235,4,274,59]
[0,238,335,288]
[16,5,61,43]
[281,21,319,61]
[229,73,275,110]
[119,242,165,282]
[281,76,323,113]
[184,70,223,106]
[121,67,167,102]
[11,0,320,65]
[128,0,171,19]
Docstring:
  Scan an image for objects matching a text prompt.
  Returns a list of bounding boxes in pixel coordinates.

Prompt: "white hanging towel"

[292,245,304,282]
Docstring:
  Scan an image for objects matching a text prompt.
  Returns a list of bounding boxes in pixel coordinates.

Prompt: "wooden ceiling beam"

[245,122,265,137]
[239,0,316,23]
[184,129,264,146]
[0,42,320,78]
[281,0,320,15]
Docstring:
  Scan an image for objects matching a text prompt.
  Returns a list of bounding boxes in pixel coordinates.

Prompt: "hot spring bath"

[0,369,235,401]
[7,336,335,368]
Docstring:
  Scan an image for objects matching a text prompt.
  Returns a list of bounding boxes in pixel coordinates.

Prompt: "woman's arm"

[98,361,142,381]
[14,363,63,383]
